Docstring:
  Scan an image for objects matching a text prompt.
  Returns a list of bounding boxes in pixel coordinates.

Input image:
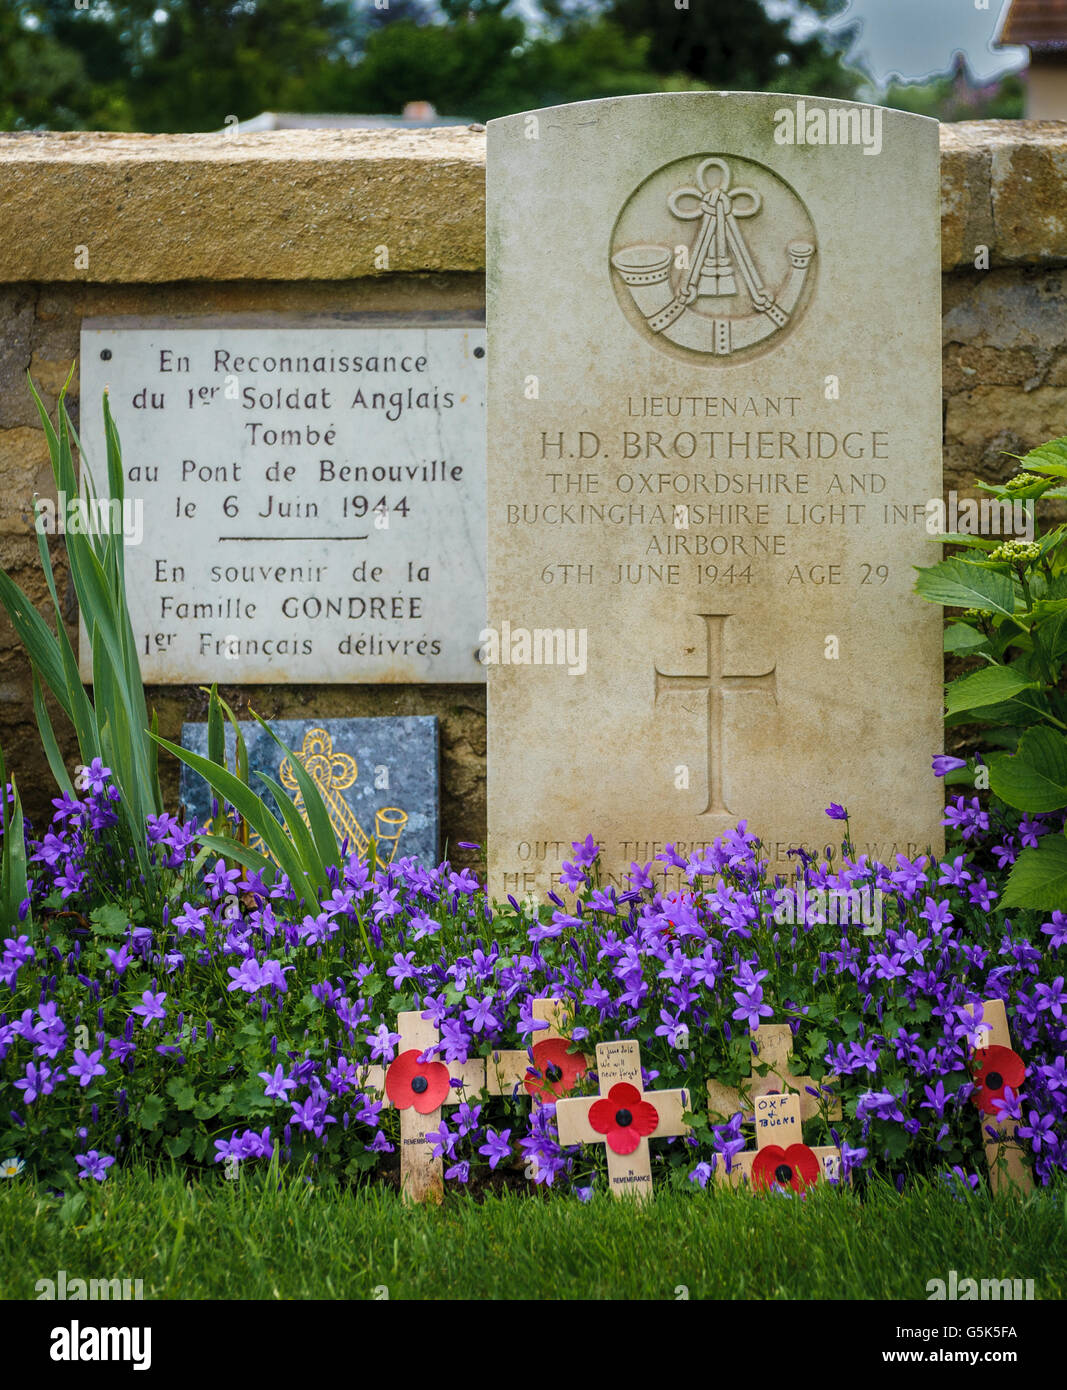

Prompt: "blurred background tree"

[0,0,1023,132]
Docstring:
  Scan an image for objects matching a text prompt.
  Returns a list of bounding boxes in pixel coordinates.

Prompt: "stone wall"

[0,120,1065,846]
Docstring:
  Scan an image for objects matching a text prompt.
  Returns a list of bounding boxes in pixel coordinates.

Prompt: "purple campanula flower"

[825,804,848,820]
[478,1128,512,1169]
[14,1060,63,1102]
[131,990,166,1028]
[931,756,967,777]
[1042,911,1067,950]
[75,1149,114,1182]
[70,1049,106,1088]
[259,1064,297,1101]
[463,993,500,1035]
[365,1023,402,1063]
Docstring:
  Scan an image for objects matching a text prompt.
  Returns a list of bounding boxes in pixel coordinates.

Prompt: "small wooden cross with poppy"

[707,1022,841,1126]
[555,1038,691,1202]
[970,998,1032,1194]
[362,1010,485,1204]
[716,1091,842,1194]
[485,998,590,1105]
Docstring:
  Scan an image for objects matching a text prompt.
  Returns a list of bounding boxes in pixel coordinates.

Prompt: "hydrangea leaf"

[988,727,1067,813]
[1001,835,1067,910]
[944,665,1037,717]
[915,558,1016,616]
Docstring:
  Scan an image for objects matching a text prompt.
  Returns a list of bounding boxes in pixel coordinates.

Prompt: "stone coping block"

[0,119,1064,281]
[0,128,488,282]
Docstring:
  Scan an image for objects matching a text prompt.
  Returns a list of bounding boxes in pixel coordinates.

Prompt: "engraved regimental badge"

[610,154,817,362]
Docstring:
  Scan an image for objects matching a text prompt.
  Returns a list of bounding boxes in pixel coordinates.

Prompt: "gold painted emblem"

[250,726,408,865]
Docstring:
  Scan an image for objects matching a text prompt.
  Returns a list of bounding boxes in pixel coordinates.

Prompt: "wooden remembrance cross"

[362,1010,485,1204]
[485,997,590,1103]
[716,1091,842,1192]
[973,998,1032,1194]
[555,1039,691,1201]
[707,1022,841,1126]
[486,997,591,1181]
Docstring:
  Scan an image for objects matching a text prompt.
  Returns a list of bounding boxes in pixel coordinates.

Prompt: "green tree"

[125,0,353,133]
[318,1,661,118]
[0,2,133,129]
[605,0,861,97]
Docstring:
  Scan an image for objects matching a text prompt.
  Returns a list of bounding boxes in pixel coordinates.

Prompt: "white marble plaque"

[78,319,486,683]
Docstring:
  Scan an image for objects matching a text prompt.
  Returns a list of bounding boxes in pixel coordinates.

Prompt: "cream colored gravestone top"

[361,1010,484,1204]
[486,93,944,900]
[555,1039,690,1201]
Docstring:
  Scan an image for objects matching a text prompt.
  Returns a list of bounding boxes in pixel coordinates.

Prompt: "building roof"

[998,0,1067,51]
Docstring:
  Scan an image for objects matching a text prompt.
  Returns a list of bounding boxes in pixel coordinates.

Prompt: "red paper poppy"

[588,1082,659,1155]
[523,1037,587,1102]
[384,1049,450,1114]
[972,1045,1026,1115]
[751,1143,820,1194]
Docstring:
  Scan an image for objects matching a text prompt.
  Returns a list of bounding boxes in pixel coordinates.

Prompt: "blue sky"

[767,0,1027,86]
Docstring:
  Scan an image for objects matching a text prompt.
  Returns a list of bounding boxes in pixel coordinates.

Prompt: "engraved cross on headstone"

[654,613,777,816]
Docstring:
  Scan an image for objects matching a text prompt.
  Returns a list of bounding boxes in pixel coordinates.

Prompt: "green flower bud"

[990,539,1041,564]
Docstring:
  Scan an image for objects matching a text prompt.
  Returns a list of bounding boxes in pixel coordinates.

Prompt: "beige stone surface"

[1,120,1067,863]
[941,267,1067,493]
[487,93,946,896]
[0,129,487,282]
[0,123,1064,283]
[940,121,1067,268]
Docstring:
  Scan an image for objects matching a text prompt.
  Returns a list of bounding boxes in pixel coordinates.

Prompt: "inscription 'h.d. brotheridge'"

[79,320,486,684]
[486,93,944,896]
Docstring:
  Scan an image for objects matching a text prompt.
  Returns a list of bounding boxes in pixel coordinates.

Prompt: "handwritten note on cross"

[654,612,776,816]
[707,1022,841,1126]
[362,1010,485,1204]
[717,1091,842,1192]
[555,1039,690,1202]
[485,998,590,1104]
[971,998,1032,1195]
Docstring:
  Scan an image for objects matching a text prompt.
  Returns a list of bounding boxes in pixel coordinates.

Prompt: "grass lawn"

[1,1167,1063,1300]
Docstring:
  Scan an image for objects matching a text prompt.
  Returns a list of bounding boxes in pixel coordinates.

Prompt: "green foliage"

[885,68,1024,123]
[0,378,163,889]
[4,0,865,132]
[0,1167,1061,1300]
[151,691,345,907]
[915,435,1067,909]
[606,0,860,96]
[0,747,31,933]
